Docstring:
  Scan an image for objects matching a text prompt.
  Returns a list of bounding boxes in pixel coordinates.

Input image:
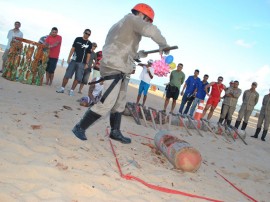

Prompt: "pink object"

[152,57,170,77]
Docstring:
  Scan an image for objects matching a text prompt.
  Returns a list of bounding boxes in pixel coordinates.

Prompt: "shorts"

[46,58,58,73]
[138,80,150,96]
[206,97,220,108]
[81,68,92,84]
[64,60,85,82]
[166,85,179,100]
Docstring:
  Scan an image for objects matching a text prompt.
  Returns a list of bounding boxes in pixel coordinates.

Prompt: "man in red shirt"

[44,27,62,85]
[202,76,226,120]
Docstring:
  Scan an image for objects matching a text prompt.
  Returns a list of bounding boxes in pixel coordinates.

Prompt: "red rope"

[125,131,154,140]
[107,129,223,202]
[215,171,258,202]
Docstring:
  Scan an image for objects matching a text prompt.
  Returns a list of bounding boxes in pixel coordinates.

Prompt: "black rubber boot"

[241,122,248,130]
[235,120,241,129]
[261,130,268,141]
[110,112,131,144]
[218,118,224,124]
[226,119,232,127]
[251,128,261,138]
[72,109,101,141]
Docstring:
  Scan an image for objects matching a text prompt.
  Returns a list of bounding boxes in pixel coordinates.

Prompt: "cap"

[252,82,257,86]
[229,80,234,84]
[148,59,154,64]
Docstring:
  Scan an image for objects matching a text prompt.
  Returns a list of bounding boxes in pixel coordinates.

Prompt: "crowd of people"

[1,3,269,144]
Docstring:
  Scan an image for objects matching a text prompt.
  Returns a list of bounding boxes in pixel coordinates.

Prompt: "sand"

[0,52,269,202]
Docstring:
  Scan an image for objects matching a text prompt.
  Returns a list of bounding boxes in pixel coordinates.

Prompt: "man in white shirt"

[135,59,154,106]
[1,21,23,73]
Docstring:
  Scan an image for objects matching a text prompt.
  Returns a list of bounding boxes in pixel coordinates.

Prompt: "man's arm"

[242,90,247,102]
[67,47,75,63]
[84,53,91,69]
[147,67,154,79]
[255,93,259,105]
[181,73,185,85]
[205,82,215,96]
[180,83,187,96]
[88,78,96,101]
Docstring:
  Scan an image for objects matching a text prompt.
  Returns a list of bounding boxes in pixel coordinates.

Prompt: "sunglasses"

[218,79,223,81]
[84,32,91,36]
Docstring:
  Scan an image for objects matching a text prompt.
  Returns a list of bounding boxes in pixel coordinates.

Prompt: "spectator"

[1,21,23,73]
[218,80,242,126]
[78,42,97,93]
[202,76,226,121]
[162,63,185,114]
[251,90,270,141]
[189,74,209,117]
[135,59,154,106]
[56,29,92,96]
[178,69,200,115]
[235,82,259,130]
[44,27,62,85]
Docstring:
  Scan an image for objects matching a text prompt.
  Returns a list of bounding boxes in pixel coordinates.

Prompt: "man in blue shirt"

[189,74,209,117]
[179,69,200,114]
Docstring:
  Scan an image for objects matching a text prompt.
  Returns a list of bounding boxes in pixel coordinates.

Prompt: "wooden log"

[154,130,202,172]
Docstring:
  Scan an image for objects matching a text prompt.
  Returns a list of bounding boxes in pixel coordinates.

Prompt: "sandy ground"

[0,52,269,202]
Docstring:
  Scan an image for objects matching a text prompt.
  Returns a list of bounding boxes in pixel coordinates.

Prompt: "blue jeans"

[189,97,202,117]
[179,93,195,114]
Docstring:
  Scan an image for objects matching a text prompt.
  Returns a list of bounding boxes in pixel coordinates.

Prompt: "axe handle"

[143,45,178,54]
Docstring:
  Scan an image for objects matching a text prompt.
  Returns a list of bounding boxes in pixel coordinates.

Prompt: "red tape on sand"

[107,129,222,202]
[215,171,258,202]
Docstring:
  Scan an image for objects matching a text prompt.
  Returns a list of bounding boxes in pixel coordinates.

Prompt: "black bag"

[187,93,195,101]
[169,85,178,93]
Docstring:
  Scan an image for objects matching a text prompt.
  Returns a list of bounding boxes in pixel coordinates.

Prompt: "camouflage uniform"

[237,89,259,123]
[257,94,270,130]
[221,87,242,121]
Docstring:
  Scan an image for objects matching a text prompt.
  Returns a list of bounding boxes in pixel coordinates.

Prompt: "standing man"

[135,59,154,107]
[44,27,62,86]
[1,21,23,73]
[218,80,242,126]
[202,76,226,121]
[189,74,209,117]
[162,63,185,114]
[235,82,259,130]
[56,29,92,96]
[178,69,200,115]
[220,80,234,122]
[251,90,270,141]
[72,3,170,144]
[78,42,98,93]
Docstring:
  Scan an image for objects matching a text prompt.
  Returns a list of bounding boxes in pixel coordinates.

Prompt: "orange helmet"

[132,3,155,23]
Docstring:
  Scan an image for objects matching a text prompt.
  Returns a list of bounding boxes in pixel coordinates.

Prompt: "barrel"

[154,130,202,172]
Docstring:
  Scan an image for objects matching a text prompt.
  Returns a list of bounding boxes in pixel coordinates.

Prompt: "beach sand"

[0,53,269,201]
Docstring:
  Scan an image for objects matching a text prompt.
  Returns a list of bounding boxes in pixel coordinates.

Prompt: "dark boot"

[72,109,101,140]
[218,118,224,124]
[261,130,268,141]
[226,119,232,127]
[110,112,131,144]
[241,122,248,130]
[251,128,261,138]
[235,120,241,129]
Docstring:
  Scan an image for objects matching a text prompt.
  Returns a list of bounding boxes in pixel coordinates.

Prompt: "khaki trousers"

[91,78,128,117]
[257,112,270,130]
[221,104,236,121]
[237,105,252,123]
